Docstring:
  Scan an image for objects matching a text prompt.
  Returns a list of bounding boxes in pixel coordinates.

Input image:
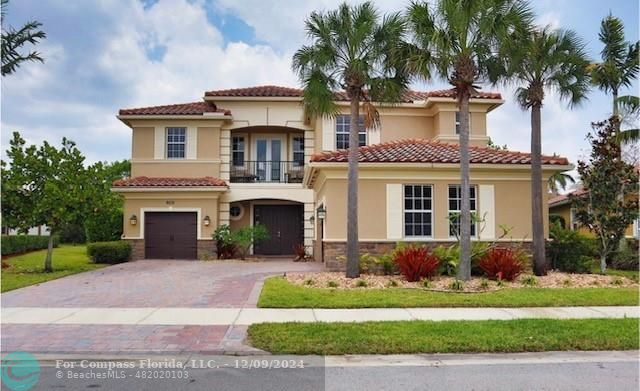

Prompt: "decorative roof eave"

[303,162,575,188]
[117,113,232,127]
[111,186,228,193]
[308,161,574,171]
[203,96,303,102]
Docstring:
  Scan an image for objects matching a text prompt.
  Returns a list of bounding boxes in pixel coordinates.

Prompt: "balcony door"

[253,136,284,182]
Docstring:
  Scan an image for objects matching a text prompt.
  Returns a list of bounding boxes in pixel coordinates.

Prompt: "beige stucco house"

[113,85,571,265]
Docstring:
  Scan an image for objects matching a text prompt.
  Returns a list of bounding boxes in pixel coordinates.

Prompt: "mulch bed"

[285,271,638,292]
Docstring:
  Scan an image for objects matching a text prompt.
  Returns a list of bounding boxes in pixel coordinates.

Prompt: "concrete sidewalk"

[2,306,638,326]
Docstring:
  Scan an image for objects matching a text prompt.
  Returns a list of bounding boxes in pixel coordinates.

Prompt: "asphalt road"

[24,352,639,391]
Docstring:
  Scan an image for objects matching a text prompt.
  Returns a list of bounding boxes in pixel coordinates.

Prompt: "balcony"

[230,161,304,183]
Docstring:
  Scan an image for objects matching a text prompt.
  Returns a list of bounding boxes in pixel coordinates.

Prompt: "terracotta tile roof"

[205,85,303,98]
[310,139,569,165]
[549,187,587,207]
[112,176,227,188]
[204,85,502,102]
[119,101,231,116]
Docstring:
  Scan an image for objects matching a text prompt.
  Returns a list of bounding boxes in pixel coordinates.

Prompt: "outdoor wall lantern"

[309,215,315,225]
[129,214,137,226]
[317,206,327,220]
[203,215,211,227]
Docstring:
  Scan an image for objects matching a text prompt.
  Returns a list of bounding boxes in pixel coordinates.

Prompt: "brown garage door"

[145,212,197,259]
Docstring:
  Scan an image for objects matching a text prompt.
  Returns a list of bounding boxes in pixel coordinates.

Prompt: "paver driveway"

[1,259,323,308]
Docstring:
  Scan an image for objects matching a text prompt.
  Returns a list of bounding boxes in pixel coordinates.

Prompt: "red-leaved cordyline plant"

[478,248,525,282]
[393,245,440,282]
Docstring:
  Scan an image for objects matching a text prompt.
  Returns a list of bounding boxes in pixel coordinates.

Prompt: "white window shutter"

[322,116,335,151]
[478,184,495,239]
[386,184,403,239]
[187,127,197,159]
[368,128,380,145]
[154,127,165,159]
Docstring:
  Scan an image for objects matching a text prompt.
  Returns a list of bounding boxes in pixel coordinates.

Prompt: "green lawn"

[258,277,639,308]
[248,318,639,355]
[1,245,105,292]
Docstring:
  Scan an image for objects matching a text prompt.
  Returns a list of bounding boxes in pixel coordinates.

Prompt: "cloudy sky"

[1,0,638,169]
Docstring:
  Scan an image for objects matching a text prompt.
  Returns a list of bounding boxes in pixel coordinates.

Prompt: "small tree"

[1,132,90,272]
[85,160,130,242]
[571,118,639,274]
[234,224,269,260]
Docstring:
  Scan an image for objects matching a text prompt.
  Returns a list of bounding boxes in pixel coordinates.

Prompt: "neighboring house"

[2,225,50,236]
[113,85,571,264]
[549,188,640,239]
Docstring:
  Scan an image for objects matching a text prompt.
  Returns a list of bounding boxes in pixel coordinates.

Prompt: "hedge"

[86,241,132,264]
[1,235,59,256]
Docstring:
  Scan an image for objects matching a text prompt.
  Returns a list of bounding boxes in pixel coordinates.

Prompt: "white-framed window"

[448,185,477,237]
[336,115,366,150]
[403,185,433,237]
[455,112,472,135]
[292,136,305,166]
[232,136,245,166]
[166,127,186,159]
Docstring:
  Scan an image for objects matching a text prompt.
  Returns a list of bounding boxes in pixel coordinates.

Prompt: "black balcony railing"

[230,161,305,183]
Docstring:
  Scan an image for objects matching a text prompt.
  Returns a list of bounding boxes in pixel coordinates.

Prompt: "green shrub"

[610,239,639,271]
[355,279,368,287]
[1,235,59,256]
[327,280,338,288]
[433,245,459,276]
[213,225,236,259]
[85,209,123,243]
[546,223,595,273]
[549,214,566,229]
[58,223,86,244]
[522,275,538,287]
[234,224,269,260]
[86,241,131,264]
[449,279,464,291]
[337,252,398,275]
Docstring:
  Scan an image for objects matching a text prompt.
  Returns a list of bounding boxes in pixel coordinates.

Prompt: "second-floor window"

[232,136,245,166]
[448,185,477,237]
[293,136,304,166]
[336,115,366,150]
[455,112,472,135]
[166,127,186,159]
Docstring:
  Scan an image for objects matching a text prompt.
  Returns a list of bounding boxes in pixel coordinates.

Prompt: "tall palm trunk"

[44,231,54,272]
[346,95,361,278]
[531,103,546,276]
[457,94,471,281]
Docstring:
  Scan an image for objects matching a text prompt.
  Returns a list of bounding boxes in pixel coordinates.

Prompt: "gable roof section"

[112,176,228,188]
[204,85,502,102]
[548,187,587,207]
[310,139,569,166]
[119,101,231,116]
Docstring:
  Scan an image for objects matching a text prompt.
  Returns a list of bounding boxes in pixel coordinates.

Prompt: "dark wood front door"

[145,212,197,259]
[253,205,303,255]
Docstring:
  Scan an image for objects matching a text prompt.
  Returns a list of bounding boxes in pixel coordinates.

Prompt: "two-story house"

[113,85,571,266]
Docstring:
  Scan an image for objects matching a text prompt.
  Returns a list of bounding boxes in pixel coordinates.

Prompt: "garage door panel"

[145,212,197,259]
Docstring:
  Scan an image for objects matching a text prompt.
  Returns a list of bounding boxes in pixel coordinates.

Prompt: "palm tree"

[590,14,639,128]
[500,27,590,275]
[548,171,576,194]
[407,0,533,280]
[616,95,639,145]
[293,2,410,278]
[1,0,46,76]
